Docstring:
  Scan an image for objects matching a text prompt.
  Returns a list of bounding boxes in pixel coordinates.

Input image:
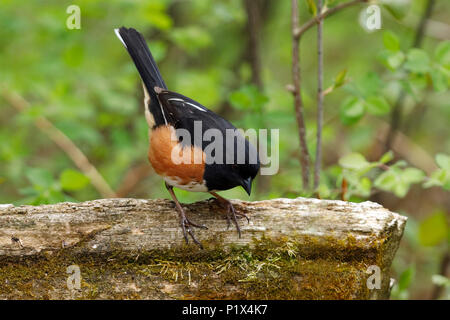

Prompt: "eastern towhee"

[115,27,260,248]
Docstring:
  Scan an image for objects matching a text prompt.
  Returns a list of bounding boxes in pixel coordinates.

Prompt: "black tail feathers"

[115,27,167,93]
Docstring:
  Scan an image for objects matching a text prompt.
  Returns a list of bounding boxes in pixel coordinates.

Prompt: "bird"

[115,27,260,248]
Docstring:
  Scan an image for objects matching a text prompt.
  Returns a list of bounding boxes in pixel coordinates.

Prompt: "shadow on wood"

[0,197,406,299]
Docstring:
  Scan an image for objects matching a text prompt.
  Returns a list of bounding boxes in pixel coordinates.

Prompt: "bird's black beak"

[241,177,252,196]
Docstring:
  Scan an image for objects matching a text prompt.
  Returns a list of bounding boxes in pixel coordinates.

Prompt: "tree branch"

[294,0,367,39]
[244,0,263,90]
[291,0,311,189]
[314,0,324,190]
[3,90,116,198]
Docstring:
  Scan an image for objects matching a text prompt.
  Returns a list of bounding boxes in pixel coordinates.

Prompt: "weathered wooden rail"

[0,197,406,299]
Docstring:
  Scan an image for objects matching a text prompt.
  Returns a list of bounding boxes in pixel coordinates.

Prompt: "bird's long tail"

[114,27,167,93]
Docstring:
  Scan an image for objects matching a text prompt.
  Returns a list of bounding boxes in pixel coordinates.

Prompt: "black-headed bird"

[115,27,260,248]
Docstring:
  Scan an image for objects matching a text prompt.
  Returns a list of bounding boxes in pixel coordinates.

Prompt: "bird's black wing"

[157,90,260,191]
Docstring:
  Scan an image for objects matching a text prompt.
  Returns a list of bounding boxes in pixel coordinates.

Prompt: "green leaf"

[141,2,173,30]
[387,51,405,70]
[26,168,54,188]
[436,153,450,170]
[60,169,90,191]
[334,69,347,88]
[339,96,365,125]
[435,41,450,68]
[430,67,448,92]
[431,275,450,287]
[365,96,390,116]
[374,170,398,192]
[383,31,400,51]
[418,212,448,246]
[359,177,372,197]
[397,266,415,292]
[305,0,317,16]
[339,152,370,170]
[423,169,450,190]
[404,49,430,73]
[229,85,268,112]
[358,72,382,97]
[402,168,425,184]
[380,151,394,164]
[170,26,212,53]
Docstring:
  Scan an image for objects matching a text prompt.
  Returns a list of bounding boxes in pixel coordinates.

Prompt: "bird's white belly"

[163,176,208,192]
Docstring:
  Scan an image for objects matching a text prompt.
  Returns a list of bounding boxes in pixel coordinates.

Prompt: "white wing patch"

[168,98,207,112]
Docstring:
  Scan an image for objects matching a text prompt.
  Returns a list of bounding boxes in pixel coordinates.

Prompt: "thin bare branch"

[291,0,311,189]
[3,90,116,198]
[314,0,324,190]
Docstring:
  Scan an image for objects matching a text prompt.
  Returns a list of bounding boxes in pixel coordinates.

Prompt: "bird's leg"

[165,183,207,248]
[209,192,250,238]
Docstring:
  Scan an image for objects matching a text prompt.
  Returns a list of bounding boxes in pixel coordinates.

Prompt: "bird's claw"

[180,216,205,249]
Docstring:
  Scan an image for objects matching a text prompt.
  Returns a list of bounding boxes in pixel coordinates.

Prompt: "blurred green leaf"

[431,275,450,287]
[402,168,425,184]
[387,51,405,70]
[404,49,430,73]
[374,165,424,198]
[170,26,212,53]
[424,154,450,190]
[383,31,400,52]
[339,96,365,125]
[365,96,390,116]
[436,153,450,170]
[430,67,448,92]
[334,69,347,88]
[339,152,370,170]
[305,0,317,15]
[418,211,448,246]
[357,71,382,98]
[396,266,415,297]
[435,41,450,68]
[26,168,54,188]
[229,85,268,112]
[141,2,173,30]
[60,169,90,191]
[380,151,394,164]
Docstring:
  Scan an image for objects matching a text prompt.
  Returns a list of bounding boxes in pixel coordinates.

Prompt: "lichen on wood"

[0,197,407,299]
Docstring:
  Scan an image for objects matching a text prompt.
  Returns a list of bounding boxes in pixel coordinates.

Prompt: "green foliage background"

[0,0,448,299]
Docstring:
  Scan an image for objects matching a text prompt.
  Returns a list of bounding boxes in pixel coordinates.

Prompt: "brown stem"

[314,0,324,190]
[3,90,116,198]
[244,0,263,90]
[291,0,311,189]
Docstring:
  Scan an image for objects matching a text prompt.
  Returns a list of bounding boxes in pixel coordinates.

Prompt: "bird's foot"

[179,214,207,249]
[217,200,249,238]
